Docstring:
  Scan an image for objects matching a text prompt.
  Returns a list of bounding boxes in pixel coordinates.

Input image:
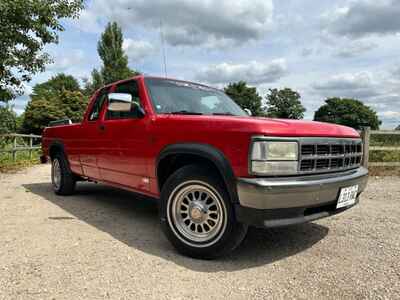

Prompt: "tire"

[51,152,76,196]
[160,165,248,259]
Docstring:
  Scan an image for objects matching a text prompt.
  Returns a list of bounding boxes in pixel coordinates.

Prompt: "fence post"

[29,135,33,159]
[361,127,370,168]
[12,135,17,162]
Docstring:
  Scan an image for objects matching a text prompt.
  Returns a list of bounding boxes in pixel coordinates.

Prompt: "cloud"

[301,48,314,57]
[13,83,33,115]
[366,95,400,118]
[312,71,400,128]
[195,59,288,85]
[122,39,157,62]
[47,50,85,71]
[79,0,274,47]
[391,65,400,79]
[379,110,400,128]
[381,111,400,118]
[324,0,400,38]
[70,9,104,33]
[334,40,377,58]
[312,72,380,99]
[13,95,29,115]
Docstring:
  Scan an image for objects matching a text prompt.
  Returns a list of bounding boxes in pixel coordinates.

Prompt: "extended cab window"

[88,90,108,121]
[106,80,141,120]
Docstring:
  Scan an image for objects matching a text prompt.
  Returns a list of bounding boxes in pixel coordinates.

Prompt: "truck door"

[97,79,151,193]
[79,89,109,180]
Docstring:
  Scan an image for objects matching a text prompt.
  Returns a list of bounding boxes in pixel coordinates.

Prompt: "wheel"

[51,152,76,195]
[160,165,248,259]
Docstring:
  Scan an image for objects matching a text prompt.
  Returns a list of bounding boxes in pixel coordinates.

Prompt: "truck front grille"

[299,139,363,174]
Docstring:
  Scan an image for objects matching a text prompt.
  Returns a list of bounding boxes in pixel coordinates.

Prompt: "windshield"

[145,78,247,116]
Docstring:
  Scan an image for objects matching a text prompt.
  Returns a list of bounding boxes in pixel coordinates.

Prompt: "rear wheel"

[160,165,247,259]
[51,152,76,195]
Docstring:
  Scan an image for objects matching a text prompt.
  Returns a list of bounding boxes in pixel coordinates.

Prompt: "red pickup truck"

[42,75,368,258]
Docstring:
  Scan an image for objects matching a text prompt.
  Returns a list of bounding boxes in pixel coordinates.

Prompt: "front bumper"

[235,167,368,228]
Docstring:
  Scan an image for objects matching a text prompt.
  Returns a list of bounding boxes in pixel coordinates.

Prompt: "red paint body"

[42,75,360,198]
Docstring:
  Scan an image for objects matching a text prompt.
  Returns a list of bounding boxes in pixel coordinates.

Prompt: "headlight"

[250,141,299,175]
[251,141,298,161]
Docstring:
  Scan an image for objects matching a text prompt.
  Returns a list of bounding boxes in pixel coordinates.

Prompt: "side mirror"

[244,108,252,116]
[108,93,132,112]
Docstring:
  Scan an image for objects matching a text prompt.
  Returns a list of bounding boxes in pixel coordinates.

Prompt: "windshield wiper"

[170,110,203,115]
[212,112,234,116]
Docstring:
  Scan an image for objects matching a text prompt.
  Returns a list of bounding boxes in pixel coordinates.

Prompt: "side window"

[88,91,108,121]
[106,80,141,120]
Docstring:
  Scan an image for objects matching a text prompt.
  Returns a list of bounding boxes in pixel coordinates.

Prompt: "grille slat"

[316,159,330,169]
[300,139,362,173]
[301,145,315,156]
[300,159,314,171]
[316,145,330,155]
[331,145,344,155]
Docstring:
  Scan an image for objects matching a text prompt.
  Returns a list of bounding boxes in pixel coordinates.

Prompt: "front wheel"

[160,165,247,259]
[51,152,76,195]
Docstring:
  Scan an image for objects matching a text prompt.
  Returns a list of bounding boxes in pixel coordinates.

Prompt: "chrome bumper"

[237,167,368,210]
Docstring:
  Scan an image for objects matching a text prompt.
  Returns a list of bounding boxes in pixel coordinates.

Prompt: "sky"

[14,0,400,129]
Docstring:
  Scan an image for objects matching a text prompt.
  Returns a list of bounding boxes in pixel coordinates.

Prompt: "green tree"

[224,81,264,116]
[0,0,84,101]
[0,106,17,134]
[21,74,87,134]
[395,125,400,131]
[83,69,104,96]
[22,90,88,135]
[265,88,306,119]
[85,22,139,95]
[22,99,65,135]
[314,98,381,130]
[16,113,25,133]
[32,73,81,100]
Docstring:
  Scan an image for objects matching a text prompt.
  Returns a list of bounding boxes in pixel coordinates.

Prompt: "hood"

[241,116,360,138]
[159,115,360,138]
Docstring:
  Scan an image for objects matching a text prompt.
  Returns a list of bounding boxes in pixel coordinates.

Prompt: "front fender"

[156,143,239,203]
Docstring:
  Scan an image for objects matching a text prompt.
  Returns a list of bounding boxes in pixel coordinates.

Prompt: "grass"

[369,150,400,162]
[370,134,400,146]
[368,133,400,176]
[369,133,400,162]
[0,150,41,173]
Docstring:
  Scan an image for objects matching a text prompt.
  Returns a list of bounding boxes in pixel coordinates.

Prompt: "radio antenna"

[159,20,168,77]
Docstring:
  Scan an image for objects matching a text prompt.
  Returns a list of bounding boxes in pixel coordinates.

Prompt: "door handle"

[98,124,105,131]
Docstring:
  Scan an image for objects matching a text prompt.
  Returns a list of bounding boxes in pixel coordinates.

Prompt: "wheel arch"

[156,143,239,204]
[49,140,67,160]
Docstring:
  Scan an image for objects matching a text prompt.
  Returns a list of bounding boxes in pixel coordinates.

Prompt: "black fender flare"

[48,140,76,174]
[48,140,70,164]
[156,143,239,203]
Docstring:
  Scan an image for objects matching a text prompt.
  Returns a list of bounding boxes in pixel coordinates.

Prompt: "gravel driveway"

[0,164,399,299]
